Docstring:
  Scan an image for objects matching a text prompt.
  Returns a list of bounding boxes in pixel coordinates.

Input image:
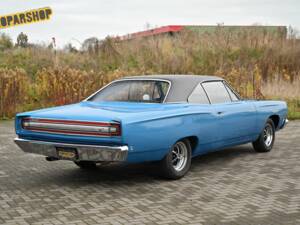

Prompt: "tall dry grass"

[0,29,300,119]
[0,68,29,118]
[261,76,300,99]
[261,76,300,119]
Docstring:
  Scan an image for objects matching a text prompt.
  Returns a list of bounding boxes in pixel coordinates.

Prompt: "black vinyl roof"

[121,75,223,102]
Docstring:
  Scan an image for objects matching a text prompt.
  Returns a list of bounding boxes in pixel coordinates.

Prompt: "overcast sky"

[0,0,299,48]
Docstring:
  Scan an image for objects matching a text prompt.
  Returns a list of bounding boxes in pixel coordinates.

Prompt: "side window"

[188,83,210,104]
[202,81,231,104]
[224,83,239,101]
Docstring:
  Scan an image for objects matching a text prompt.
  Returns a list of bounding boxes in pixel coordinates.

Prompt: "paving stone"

[0,121,299,224]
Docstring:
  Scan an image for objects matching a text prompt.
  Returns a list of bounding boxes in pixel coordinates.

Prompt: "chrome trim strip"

[14,138,128,162]
[21,118,120,137]
[22,117,120,125]
[222,80,242,100]
[24,122,112,133]
[84,78,172,103]
[20,129,116,137]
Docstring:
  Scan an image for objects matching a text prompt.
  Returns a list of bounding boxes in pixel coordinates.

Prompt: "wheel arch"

[177,136,199,153]
[269,114,280,129]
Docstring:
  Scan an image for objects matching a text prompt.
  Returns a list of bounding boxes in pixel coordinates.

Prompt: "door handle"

[217,111,224,115]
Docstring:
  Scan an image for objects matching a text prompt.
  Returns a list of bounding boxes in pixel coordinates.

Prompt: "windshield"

[88,80,170,103]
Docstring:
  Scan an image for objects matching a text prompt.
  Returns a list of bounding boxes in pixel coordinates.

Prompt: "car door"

[202,81,257,148]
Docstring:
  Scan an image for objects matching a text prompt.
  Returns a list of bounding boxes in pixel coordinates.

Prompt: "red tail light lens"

[21,118,121,137]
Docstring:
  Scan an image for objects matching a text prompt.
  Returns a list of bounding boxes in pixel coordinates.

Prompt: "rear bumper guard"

[14,138,128,162]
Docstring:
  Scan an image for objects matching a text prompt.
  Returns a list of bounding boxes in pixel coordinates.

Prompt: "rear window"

[88,80,170,103]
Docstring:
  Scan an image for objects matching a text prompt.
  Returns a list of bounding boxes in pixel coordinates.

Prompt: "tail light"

[21,118,121,137]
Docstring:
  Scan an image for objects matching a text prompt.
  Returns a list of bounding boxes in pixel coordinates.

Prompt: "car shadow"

[23,144,257,188]
[192,144,255,165]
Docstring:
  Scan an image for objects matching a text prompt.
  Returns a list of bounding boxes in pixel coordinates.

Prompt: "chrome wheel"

[172,141,188,172]
[253,119,275,153]
[160,139,192,179]
[263,124,273,147]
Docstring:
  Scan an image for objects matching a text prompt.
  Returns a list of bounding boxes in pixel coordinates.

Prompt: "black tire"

[74,161,97,169]
[159,139,192,179]
[252,119,275,152]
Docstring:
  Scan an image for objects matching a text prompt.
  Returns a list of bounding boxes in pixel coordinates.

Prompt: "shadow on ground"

[24,144,256,187]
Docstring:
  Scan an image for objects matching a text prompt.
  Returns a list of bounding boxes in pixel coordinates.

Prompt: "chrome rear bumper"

[14,138,128,162]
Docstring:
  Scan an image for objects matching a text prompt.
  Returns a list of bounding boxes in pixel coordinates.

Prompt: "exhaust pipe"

[46,156,59,161]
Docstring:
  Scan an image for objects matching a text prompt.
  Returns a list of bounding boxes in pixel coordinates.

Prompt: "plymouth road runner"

[14,75,288,179]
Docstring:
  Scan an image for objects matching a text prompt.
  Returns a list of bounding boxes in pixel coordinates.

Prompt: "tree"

[16,32,28,48]
[82,37,100,54]
[0,33,13,51]
[64,43,78,53]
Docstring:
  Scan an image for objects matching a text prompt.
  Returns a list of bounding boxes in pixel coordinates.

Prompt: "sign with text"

[0,7,52,29]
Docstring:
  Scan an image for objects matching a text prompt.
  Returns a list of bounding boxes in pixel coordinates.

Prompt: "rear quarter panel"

[121,104,217,163]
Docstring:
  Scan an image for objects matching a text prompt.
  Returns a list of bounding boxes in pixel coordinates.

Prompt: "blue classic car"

[15,75,288,179]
